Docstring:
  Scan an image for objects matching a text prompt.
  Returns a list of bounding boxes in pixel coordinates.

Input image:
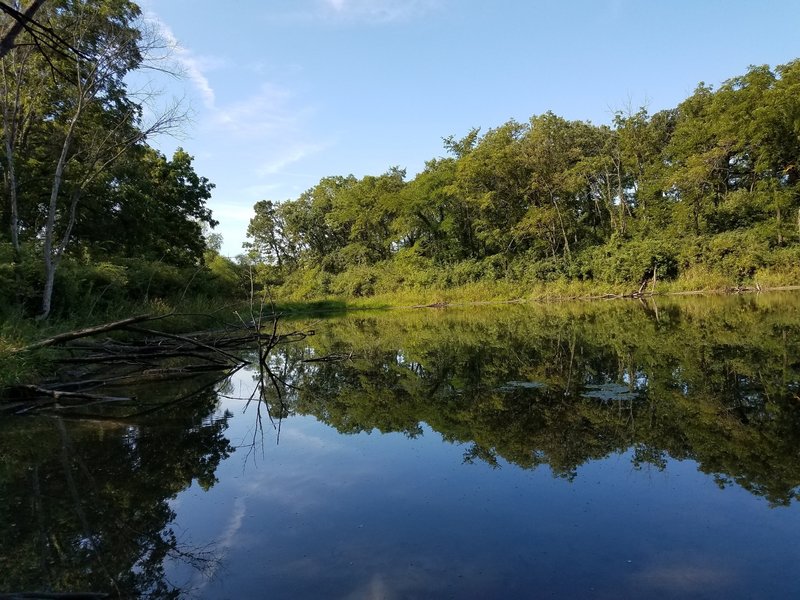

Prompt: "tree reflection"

[0,388,233,598]
[269,293,800,506]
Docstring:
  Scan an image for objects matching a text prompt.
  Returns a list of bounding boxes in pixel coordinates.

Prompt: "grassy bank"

[267,263,800,313]
[4,263,798,387]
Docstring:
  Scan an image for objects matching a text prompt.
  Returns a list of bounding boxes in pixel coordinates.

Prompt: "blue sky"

[140,0,798,256]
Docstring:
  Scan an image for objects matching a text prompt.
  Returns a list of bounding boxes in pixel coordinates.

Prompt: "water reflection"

[0,387,233,598]
[261,293,800,506]
[3,292,800,598]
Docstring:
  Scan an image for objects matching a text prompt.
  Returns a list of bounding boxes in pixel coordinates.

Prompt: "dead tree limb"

[123,325,247,365]
[13,314,162,353]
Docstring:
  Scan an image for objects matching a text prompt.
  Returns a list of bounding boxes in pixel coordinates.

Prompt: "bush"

[330,265,378,297]
[586,239,678,285]
[689,231,770,283]
[122,259,186,300]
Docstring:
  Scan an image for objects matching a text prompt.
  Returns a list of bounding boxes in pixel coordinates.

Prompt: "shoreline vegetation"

[3,282,799,390]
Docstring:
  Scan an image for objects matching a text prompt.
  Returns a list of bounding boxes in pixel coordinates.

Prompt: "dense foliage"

[247,61,800,300]
[0,0,242,319]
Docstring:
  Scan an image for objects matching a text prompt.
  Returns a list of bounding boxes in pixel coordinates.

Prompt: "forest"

[0,0,242,322]
[247,60,800,302]
[2,0,800,324]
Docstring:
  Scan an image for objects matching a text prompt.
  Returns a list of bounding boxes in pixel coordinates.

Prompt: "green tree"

[0,0,186,317]
[246,199,293,267]
[72,146,216,266]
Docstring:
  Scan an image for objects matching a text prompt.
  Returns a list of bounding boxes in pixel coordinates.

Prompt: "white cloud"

[256,142,329,176]
[320,0,441,22]
[190,497,247,591]
[207,83,328,179]
[211,83,312,138]
[145,13,218,109]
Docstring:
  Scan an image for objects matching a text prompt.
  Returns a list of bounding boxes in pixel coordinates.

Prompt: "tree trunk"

[4,116,19,253]
[551,193,571,260]
[616,160,626,235]
[1,53,22,255]
[40,109,80,320]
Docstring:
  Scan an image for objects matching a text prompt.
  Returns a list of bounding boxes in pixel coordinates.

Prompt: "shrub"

[586,239,678,285]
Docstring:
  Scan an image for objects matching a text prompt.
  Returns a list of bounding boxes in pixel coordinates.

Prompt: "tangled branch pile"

[2,312,312,417]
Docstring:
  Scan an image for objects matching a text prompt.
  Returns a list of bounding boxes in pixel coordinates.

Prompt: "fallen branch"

[3,308,312,418]
[13,313,162,353]
[123,325,247,364]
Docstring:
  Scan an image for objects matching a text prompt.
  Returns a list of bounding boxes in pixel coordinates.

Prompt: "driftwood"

[2,310,313,418]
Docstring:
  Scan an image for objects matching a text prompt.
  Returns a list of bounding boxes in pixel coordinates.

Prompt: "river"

[2,292,800,598]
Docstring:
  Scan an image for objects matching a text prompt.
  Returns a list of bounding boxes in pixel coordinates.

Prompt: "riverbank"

[269,269,800,314]
[4,275,799,388]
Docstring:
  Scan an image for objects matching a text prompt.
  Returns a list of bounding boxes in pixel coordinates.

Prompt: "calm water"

[2,293,800,598]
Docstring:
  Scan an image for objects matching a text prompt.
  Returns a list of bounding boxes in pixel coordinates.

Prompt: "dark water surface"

[3,293,800,598]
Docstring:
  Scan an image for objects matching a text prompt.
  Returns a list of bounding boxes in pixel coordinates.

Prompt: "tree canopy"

[0,0,232,318]
[247,60,800,299]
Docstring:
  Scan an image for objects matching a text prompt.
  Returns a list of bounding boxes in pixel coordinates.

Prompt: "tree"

[0,0,186,318]
[246,199,293,268]
[326,166,406,265]
[72,146,216,266]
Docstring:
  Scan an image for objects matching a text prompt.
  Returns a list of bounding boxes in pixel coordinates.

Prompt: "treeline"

[248,61,800,299]
[0,0,242,320]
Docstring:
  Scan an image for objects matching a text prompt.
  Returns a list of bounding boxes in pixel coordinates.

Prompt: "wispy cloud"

[190,497,247,591]
[257,142,330,176]
[319,0,442,23]
[208,84,327,179]
[145,13,218,109]
[211,83,307,138]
